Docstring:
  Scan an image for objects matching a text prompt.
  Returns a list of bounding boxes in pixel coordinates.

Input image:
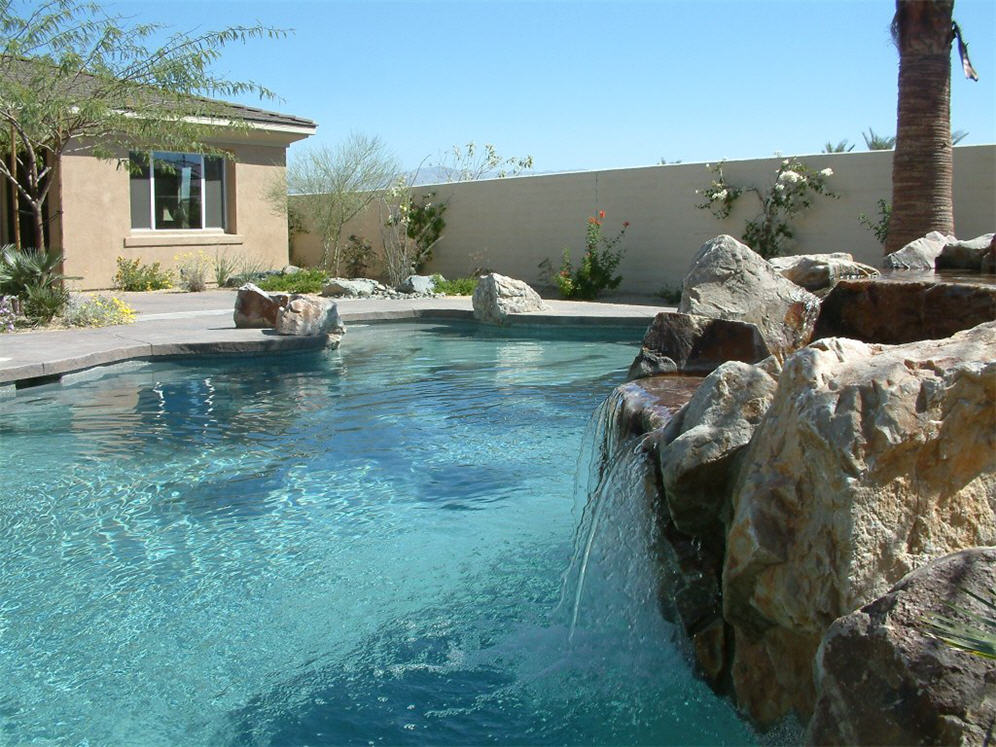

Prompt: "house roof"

[0,55,317,135]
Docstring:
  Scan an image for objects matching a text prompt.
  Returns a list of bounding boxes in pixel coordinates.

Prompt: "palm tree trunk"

[885,0,955,254]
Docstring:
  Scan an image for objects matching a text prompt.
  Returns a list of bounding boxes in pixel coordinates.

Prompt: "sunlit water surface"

[0,322,758,745]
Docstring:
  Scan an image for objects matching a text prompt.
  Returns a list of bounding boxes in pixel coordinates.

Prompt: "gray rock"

[806,547,996,746]
[769,252,879,292]
[400,274,437,295]
[274,295,345,343]
[627,312,771,380]
[234,283,290,328]
[679,235,821,357]
[281,265,302,275]
[883,230,956,271]
[936,233,996,272]
[321,278,380,298]
[472,273,548,325]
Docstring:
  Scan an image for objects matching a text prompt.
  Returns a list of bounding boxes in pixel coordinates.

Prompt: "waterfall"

[559,387,678,647]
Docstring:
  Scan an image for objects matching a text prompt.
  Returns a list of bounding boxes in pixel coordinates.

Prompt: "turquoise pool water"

[0,322,756,745]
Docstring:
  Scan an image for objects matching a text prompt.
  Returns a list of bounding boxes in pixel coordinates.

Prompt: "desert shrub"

[256,268,327,294]
[175,251,211,292]
[431,275,477,295]
[64,294,136,327]
[344,235,373,278]
[114,257,173,291]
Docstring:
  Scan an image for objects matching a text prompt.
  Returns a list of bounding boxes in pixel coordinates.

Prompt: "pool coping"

[0,294,669,388]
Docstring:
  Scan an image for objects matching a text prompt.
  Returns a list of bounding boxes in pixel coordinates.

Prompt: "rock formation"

[768,252,879,293]
[234,283,290,328]
[274,295,344,340]
[813,277,996,344]
[627,312,771,380]
[472,273,548,325]
[723,323,996,723]
[806,547,996,746]
[678,235,821,357]
[936,233,996,272]
[883,230,956,271]
[234,284,344,345]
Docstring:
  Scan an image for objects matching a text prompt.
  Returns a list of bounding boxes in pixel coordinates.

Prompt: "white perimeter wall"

[292,145,995,295]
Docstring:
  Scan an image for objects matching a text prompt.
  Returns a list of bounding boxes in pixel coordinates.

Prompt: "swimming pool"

[0,321,756,744]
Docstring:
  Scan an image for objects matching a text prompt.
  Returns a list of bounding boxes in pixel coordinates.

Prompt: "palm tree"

[886,0,978,254]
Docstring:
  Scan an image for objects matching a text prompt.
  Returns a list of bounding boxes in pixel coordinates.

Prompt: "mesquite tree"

[0,0,284,250]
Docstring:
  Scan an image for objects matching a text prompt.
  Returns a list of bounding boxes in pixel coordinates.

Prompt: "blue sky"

[109,0,996,173]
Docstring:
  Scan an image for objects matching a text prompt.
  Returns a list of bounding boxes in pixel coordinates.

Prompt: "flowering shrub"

[65,294,136,327]
[554,210,629,300]
[175,251,211,292]
[0,295,16,332]
[114,257,173,291]
[697,159,837,258]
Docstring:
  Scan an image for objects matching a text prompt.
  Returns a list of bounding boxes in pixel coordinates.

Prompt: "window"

[130,152,226,230]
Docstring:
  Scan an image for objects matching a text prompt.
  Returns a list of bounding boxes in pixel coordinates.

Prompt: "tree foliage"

[0,0,286,249]
[284,133,399,275]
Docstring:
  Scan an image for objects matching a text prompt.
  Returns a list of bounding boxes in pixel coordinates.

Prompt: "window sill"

[124,232,244,249]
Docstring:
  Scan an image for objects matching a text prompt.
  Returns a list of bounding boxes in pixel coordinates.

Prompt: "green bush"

[113,256,173,291]
[22,284,69,324]
[256,268,328,294]
[0,245,64,298]
[555,211,629,300]
[431,275,477,295]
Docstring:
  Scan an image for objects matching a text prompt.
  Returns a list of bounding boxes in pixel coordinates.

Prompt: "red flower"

[623,221,630,227]
[598,210,606,219]
[587,216,598,225]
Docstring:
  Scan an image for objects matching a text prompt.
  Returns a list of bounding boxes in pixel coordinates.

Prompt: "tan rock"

[274,294,344,342]
[658,357,781,536]
[723,322,996,724]
[233,283,290,328]
[768,252,879,292]
[679,235,821,357]
[472,273,548,325]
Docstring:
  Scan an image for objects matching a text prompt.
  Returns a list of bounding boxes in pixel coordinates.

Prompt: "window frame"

[130,151,227,232]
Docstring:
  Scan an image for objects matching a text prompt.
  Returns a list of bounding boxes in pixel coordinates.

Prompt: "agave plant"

[926,587,996,659]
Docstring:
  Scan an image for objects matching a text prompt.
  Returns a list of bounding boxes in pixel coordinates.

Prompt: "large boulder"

[399,274,437,295]
[768,252,879,293]
[814,277,996,344]
[472,273,548,325]
[723,323,996,724]
[806,547,996,746]
[626,312,771,380]
[935,233,996,272]
[274,295,345,342]
[678,235,821,357]
[883,230,956,271]
[321,277,382,298]
[234,283,290,328]
[657,357,781,537]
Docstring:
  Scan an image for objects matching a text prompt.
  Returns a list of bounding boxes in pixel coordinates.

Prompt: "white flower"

[782,158,789,166]
[774,183,785,192]
[819,168,833,177]
[705,163,711,169]
[714,189,728,201]
[778,170,803,184]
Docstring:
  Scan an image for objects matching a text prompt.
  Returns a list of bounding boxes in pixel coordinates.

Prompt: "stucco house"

[0,68,316,290]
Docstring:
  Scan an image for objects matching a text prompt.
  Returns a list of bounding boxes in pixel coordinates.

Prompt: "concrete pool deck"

[0,289,672,387]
